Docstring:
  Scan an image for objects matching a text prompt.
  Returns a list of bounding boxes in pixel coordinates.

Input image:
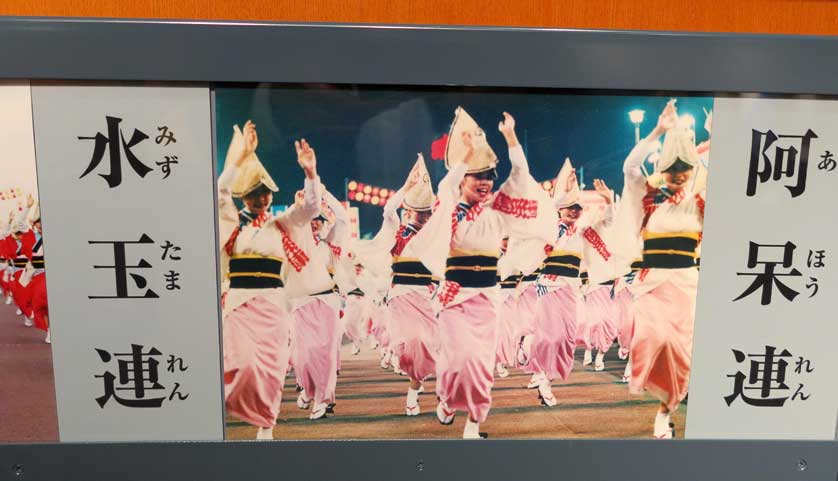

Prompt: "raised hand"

[655,99,678,135]
[703,108,713,135]
[593,178,612,204]
[498,112,519,147]
[229,120,258,167]
[498,112,516,135]
[242,120,258,158]
[294,138,318,179]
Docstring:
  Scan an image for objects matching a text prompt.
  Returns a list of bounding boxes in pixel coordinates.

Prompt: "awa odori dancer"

[9,198,37,327]
[517,159,613,406]
[357,155,437,416]
[341,257,373,356]
[576,178,619,373]
[26,199,50,343]
[412,107,556,438]
[16,195,49,342]
[612,142,661,384]
[618,99,706,439]
[218,120,321,440]
[288,172,354,421]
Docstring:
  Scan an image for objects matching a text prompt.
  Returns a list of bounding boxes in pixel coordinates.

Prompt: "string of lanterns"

[347,178,561,207]
[346,180,394,207]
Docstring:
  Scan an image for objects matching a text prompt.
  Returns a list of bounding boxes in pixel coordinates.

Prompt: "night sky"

[215,85,712,237]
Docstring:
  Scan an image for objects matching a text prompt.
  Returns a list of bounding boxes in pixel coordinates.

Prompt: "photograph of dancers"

[0,82,57,442]
[214,86,712,440]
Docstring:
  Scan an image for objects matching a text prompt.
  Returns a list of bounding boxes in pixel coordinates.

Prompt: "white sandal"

[296,392,311,410]
[309,403,328,420]
[537,381,557,407]
[436,401,455,425]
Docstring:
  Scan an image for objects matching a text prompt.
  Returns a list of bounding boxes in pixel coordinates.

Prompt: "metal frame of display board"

[0,16,835,481]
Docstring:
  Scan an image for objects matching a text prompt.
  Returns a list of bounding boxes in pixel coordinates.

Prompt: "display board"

[0,17,835,481]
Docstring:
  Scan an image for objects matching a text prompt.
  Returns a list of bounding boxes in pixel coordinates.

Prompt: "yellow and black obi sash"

[13,258,28,268]
[580,270,589,285]
[521,267,542,283]
[391,256,435,287]
[630,258,644,272]
[642,231,699,269]
[445,249,499,288]
[499,272,523,289]
[30,256,44,269]
[228,255,284,289]
[542,249,582,278]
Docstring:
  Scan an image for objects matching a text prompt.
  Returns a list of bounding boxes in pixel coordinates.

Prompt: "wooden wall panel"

[1,0,837,35]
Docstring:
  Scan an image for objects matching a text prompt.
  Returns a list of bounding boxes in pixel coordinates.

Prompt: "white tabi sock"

[594,351,606,370]
[463,419,481,439]
[256,427,274,440]
[654,411,672,438]
[583,349,593,366]
[407,387,421,405]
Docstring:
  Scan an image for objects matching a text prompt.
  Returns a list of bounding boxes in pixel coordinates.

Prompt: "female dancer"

[219,120,321,439]
[288,180,351,420]
[362,155,436,415]
[413,107,556,438]
[518,159,612,405]
[619,99,705,438]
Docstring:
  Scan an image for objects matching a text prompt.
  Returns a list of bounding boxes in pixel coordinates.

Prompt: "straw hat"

[403,153,434,212]
[444,106,498,174]
[553,157,581,209]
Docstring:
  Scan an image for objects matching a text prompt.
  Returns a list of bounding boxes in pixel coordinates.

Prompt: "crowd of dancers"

[219,98,709,440]
[1,192,49,343]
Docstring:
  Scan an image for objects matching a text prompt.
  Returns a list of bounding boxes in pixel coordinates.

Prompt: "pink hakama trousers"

[629,281,695,411]
[343,295,369,345]
[388,291,437,381]
[223,296,290,428]
[435,293,497,423]
[524,285,577,381]
[370,303,391,349]
[292,298,342,406]
[577,285,618,353]
[515,284,539,339]
[615,288,634,351]
[496,293,519,367]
